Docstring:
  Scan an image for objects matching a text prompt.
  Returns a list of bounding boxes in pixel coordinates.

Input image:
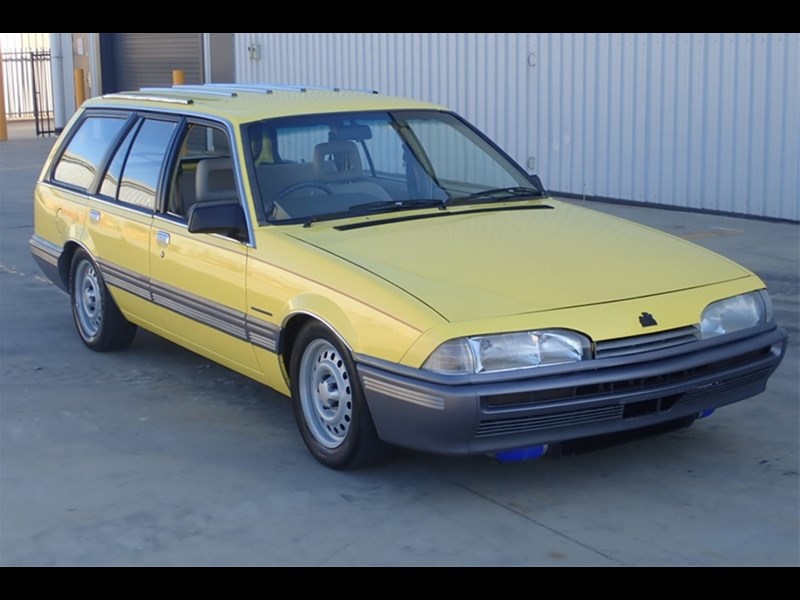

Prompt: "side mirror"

[187,200,248,242]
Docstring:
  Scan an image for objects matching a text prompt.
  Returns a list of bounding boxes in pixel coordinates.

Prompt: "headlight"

[423,329,591,374]
[700,290,771,338]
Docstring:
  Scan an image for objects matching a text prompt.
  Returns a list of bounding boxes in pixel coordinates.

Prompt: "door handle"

[156,231,171,247]
[89,209,100,223]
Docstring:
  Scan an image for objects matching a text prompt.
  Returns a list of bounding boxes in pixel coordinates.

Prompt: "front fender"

[280,291,425,364]
[283,293,363,354]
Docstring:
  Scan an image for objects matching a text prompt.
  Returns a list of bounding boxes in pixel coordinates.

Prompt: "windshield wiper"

[300,200,441,227]
[444,186,544,208]
[347,199,444,214]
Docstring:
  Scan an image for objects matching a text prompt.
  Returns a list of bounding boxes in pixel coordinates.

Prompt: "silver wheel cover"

[74,259,103,339]
[298,339,353,449]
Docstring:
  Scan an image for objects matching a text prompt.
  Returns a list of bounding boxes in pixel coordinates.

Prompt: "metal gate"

[1,48,56,136]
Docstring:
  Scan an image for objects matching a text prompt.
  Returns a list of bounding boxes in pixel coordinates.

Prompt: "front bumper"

[356,323,788,456]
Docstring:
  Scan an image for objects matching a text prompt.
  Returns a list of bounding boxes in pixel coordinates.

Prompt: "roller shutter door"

[109,33,203,92]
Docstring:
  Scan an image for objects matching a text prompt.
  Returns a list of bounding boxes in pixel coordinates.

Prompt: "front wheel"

[70,249,137,351]
[290,322,391,470]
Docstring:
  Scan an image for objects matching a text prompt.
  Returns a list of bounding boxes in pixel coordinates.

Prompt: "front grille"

[481,346,772,409]
[478,395,692,438]
[476,347,776,438]
[595,326,700,359]
[678,366,773,403]
[476,405,623,437]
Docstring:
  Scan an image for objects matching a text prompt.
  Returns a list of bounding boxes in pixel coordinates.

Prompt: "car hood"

[286,201,752,323]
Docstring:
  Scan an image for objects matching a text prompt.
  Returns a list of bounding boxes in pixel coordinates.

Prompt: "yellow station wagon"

[30,83,788,469]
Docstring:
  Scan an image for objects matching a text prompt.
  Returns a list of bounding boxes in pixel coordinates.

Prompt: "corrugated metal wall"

[235,33,799,221]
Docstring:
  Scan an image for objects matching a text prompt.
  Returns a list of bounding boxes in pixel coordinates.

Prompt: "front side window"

[166,122,234,218]
[118,118,178,210]
[244,110,534,224]
[52,115,128,190]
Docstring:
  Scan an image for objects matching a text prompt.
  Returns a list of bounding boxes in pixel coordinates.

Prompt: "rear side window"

[52,116,128,190]
[99,124,138,199]
[117,119,178,210]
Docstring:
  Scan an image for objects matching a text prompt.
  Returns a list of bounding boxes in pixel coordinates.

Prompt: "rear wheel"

[70,249,137,351]
[290,321,391,470]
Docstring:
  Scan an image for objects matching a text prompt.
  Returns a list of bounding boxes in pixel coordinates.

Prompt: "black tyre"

[290,321,391,470]
[69,249,137,351]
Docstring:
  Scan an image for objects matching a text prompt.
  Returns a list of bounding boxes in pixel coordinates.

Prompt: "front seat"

[194,157,238,207]
[312,141,391,200]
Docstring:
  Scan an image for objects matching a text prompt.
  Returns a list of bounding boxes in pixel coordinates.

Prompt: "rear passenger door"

[148,120,260,377]
[52,112,177,319]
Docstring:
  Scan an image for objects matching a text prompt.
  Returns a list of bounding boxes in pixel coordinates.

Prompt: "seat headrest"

[196,157,236,202]
[313,140,363,182]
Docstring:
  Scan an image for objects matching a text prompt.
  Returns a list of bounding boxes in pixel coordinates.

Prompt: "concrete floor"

[1,126,798,566]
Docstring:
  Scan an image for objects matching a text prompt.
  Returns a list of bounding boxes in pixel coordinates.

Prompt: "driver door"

[149,121,261,378]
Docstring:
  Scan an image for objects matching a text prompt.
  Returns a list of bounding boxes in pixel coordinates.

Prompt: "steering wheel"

[275,181,334,202]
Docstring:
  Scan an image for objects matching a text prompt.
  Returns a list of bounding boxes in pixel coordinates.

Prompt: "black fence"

[2,48,56,136]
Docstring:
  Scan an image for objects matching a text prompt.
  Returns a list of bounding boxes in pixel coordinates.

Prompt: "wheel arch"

[67,244,138,351]
[279,303,360,386]
[59,240,89,289]
[283,310,391,469]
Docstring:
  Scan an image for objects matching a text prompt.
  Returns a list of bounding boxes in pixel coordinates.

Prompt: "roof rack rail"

[141,86,238,98]
[103,83,380,106]
[102,92,193,105]
[199,83,379,95]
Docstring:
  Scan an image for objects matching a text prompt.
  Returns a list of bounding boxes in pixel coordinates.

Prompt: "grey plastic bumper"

[357,324,788,456]
[29,235,67,292]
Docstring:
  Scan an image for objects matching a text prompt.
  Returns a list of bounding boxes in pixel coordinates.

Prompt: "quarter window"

[99,124,137,199]
[52,116,127,190]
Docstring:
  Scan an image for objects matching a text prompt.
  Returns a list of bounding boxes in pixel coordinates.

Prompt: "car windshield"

[243,110,541,224]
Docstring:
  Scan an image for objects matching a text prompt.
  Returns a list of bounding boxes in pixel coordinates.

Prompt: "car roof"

[86,83,446,124]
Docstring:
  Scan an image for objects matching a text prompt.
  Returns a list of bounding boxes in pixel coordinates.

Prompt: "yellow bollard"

[74,68,86,107]
[0,44,8,142]
[172,69,185,86]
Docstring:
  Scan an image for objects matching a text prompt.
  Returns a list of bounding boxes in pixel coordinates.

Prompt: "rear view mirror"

[331,124,372,141]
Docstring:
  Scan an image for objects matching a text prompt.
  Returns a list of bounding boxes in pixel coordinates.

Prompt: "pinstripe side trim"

[95,261,280,354]
[246,317,280,352]
[361,376,445,410]
[151,280,247,340]
[98,259,152,301]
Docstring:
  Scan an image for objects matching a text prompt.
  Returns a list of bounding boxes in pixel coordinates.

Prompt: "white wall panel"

[235,33,799,221]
